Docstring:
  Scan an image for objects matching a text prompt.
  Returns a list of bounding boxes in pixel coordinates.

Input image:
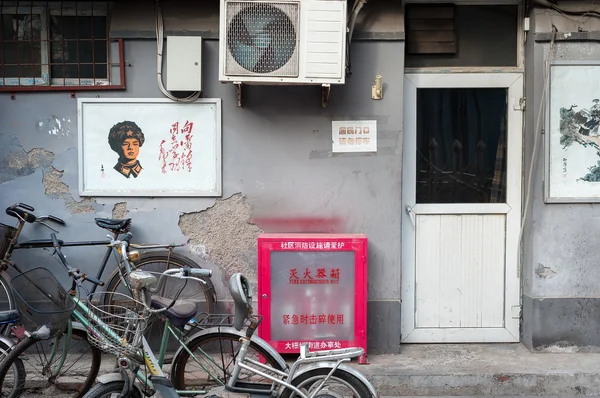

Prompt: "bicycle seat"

[229,273,252,331]
[94,218,132,234]
[150,296,197,327]
[0,310,19,323]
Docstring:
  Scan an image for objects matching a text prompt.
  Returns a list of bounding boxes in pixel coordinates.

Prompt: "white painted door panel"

[401,73,523,343]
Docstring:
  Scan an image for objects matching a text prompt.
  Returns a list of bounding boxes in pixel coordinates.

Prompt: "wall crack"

[179,193,262,285]
[42,167,96,214]
[0,147,55,183]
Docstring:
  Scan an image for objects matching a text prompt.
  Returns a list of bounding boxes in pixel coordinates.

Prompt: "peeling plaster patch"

[43,167,95,214]
[535,263,557,279]
[0,147,55,183]
[112,202,129,219]
[36,116,71,137]
[178,194,262,285]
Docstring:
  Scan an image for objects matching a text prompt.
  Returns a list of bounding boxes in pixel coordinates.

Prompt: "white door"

[401,73,523,343]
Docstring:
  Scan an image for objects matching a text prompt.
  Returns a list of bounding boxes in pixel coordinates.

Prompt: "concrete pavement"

[10,343,600,397]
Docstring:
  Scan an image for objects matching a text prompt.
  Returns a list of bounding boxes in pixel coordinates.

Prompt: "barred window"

[0,2,124,91]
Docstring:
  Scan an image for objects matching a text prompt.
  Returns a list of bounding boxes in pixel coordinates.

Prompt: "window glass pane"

[416,88,508,204]
[405,5,518,68]
[0,14,42,78]
[50,15,107,79]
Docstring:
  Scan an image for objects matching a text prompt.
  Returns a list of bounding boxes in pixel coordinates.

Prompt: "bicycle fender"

[96,372,125,384]
[96,372,145,396]
[0,334,14,349]
[174,326,288,371]
[286,362,379,398]
[150,376,180,398]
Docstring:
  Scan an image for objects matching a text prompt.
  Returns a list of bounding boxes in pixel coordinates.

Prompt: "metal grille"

[0,1,125,91]
[225,1,299,77]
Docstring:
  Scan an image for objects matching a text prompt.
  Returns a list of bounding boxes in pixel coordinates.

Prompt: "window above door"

[404,2,520,69]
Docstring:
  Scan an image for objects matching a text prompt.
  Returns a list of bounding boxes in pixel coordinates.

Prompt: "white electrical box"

[166,36,203,91]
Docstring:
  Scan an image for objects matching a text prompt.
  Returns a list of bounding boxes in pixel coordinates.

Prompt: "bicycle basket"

[10,267,75,339]
[85,291,150,358]
[0,222,17,259]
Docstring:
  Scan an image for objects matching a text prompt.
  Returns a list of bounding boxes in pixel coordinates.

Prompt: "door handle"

[405,205,416,227]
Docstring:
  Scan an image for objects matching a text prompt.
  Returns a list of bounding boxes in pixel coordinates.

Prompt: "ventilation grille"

[225,1,300,77]
[406,4,457,55]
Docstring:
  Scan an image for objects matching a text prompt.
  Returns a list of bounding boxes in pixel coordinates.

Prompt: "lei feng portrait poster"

[78,98,222,197]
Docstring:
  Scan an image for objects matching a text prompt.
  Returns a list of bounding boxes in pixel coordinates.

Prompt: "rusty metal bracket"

[321,84,331,108]
[10,92,16,100]
[71,91,76,99]
[234,82,243,107]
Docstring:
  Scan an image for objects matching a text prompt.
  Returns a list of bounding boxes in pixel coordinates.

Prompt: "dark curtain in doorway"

[416,88,508,204]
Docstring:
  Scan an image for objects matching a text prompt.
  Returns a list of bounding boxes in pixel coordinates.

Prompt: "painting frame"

[545,60,600,203]
[77,97,222,197]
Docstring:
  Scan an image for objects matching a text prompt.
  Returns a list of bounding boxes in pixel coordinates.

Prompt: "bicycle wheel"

[81,381,143,398]
[0,339,25,398]
[280,368,374,398]
[0,273,15,336]
[102,251,216,351]
[170,331,286,393]
[0,325,101,398]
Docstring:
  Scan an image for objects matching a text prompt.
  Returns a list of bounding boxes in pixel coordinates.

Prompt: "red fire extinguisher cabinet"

[257,233,368,364]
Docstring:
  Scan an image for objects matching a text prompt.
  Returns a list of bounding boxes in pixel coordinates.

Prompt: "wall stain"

[112,202,129,219]
[179,193,262,287]
[0,147,55,183]
[535,263,557,279]
[42,167,95,214]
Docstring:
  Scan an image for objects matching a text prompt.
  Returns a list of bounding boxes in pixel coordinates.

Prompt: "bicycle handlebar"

[6,203,65,226]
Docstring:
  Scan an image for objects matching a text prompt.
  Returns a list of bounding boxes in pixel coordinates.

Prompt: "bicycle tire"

[0,327,101,398]
[170,331,286,392]
[81,381,143,398]
[0,338,25,398]
[101,251,216,313]
[279,368,374,398]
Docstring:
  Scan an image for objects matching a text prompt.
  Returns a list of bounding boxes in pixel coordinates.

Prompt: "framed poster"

[78,98,222,197]
[546,61,600,203]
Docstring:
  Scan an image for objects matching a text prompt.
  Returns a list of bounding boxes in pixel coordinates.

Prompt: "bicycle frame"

[12,239,184,295]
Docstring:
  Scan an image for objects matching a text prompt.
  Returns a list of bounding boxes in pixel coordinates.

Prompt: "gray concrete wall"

[522,2,600,350]
[0,0,404,353]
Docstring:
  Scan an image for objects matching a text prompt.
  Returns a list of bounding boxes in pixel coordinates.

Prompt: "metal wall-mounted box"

[166,36,202,92]
[257,233,368,364]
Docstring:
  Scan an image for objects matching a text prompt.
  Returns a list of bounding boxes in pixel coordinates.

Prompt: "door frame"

[401,73,524,343]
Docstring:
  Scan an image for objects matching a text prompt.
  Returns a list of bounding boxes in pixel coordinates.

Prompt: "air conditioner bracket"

[234,82,243,107]
[322,84,331,108]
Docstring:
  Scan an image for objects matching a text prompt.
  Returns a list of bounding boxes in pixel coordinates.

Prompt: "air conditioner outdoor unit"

[219,0,348,85]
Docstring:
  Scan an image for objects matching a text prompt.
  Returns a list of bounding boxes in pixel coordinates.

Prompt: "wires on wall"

[155,0,201,102]
[518,25,557,255]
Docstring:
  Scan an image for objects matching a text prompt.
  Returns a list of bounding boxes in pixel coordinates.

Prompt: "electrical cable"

[517,26,557,263]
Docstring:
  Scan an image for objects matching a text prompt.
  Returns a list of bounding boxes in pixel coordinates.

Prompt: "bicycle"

[84,269,378,398]
[0,233,287,398]
[0,202,217,349]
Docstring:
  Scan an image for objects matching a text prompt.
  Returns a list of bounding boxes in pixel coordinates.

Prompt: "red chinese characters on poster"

[158,120,194,174]
[283,313,344,325]
[288,267,340,284]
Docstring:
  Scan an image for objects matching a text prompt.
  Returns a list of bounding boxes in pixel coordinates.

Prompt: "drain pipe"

[348,0,368,43]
